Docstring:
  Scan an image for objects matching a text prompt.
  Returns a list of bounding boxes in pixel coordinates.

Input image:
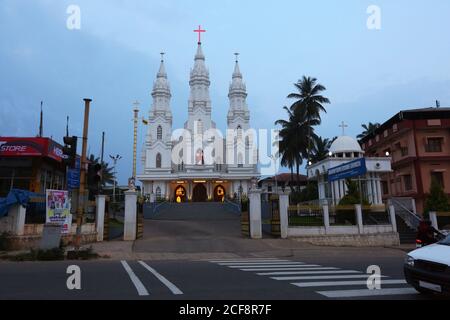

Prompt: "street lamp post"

[109,154,122,204]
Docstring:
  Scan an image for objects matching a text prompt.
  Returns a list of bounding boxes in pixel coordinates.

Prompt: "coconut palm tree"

[310,136,336,164]
[88,154,115,186]
[275,106,319,191]
[287,76,330,163]
[357,122,380,139]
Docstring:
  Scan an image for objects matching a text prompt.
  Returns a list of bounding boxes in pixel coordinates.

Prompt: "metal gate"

[136,200,144,239]
[241,198,250,238]
[261,193,281,237]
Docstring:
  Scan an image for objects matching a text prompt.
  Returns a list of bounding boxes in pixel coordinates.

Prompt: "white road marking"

[241,266,323,271]
[257,270,361,276]
[292,279,407,288]
[271,274,388,281]
[209,258,282,263]
[317,287,418,298]
[228,264,309,268]
[138,261,183,295]
[218,261,293,265]
[120,261,149,296]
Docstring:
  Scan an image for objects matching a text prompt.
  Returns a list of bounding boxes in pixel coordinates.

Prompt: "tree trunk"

[290,166,295,193]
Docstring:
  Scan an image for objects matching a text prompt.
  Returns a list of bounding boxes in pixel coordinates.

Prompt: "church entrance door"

[192,184,207,202]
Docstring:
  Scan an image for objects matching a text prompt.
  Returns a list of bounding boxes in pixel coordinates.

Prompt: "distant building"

[307,135,391,206]
[0,137,67,197]
[360,107,450,214]
[258,173,307,193]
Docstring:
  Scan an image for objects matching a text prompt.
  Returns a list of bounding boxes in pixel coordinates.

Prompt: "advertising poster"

[46,190,72,234]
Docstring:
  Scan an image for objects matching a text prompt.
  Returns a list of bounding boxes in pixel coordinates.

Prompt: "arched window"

[237,125,242,141]
[155,187,161,200]
[157,125,162,140]
[238,153,243,168]
[156,153,162,168]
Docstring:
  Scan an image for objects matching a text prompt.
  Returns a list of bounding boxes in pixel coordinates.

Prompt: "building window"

[197,119,203,135]
[426,138,443,153]
[157,126,162,140]
[431,171,444,188]
[403,175,413,191]
[238,153,243,168]
[155,187,161,200]
[156,153,162,168]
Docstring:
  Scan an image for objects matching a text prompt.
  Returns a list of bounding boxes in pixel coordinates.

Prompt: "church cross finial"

[234,52,239,63]
[339,121,348,136]
[194,25,206,44]
[160,52,165,62]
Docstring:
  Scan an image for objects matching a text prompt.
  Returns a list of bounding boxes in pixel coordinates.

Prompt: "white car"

[404,234,450,295]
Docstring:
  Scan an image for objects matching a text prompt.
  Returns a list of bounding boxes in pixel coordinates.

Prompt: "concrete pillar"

[95,195,106,242]
[248,189,262,239]
[124,190,138,241]
[367,174,374,205]
[375,178,382,205]
[279,192,289,239]
[429,212,439,230]
[323,205,330,233]
[355,204,363,234]
[8,204,26,236]
[389,205,397,232]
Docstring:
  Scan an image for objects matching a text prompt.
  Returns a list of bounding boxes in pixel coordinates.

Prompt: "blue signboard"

[67,157,81,190]
[328,158,367,182]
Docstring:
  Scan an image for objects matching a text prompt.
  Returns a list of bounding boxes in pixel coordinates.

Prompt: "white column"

[95,195,106,242]
[367,174,374,204]
[375,178,382,204]
[429,212,438,230]
[333,181,340,205]
[124,190,138,241]
[279,192,289,239]
[323,205,330,233]
[8,204,26,236]
[355,204,363,234]
[248,189,262,239]
[389,205,397,232]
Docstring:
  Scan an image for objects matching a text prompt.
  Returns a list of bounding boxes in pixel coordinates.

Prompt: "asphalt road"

[0,253,443,300]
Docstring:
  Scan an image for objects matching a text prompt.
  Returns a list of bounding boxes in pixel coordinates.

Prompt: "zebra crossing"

[208,258,418,299]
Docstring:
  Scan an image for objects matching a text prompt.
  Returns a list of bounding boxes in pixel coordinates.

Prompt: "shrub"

[424,178,450,215]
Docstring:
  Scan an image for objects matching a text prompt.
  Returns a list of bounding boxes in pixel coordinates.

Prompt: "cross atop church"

[194,25,206,44]
[339,121,348,136]
[234,52,239,63]
[160,52,165,62]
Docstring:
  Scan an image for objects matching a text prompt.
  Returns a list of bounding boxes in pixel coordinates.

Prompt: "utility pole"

[109,154,122,204]
[132,101,140,182]
[75,98,92,249]
[100,131,105,191]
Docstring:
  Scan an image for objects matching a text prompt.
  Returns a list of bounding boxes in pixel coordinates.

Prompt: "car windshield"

[438,234,450,246]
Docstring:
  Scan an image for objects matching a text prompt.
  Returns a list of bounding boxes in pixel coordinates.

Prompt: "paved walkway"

[89,202,414,261]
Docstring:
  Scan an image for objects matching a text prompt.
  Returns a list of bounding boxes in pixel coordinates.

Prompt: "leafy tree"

[310,136,336,164]
[424,177,450,214]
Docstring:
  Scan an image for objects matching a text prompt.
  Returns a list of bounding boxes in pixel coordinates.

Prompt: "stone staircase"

[396,216,417,244]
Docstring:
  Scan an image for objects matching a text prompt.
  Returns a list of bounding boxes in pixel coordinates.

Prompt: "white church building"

[137,41,259,202]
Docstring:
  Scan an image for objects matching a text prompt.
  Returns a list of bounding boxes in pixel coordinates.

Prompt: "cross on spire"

[160,52,165,62]
[234,52,239,63]
[194,25,206,44]
[339,121,348,136]
[133,100,140,111]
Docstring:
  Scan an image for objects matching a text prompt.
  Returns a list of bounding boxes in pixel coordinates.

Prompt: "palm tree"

[275,106,319,191]
[287,76,330,163]
[88,154,115,186]
[310,136,336,163]
[357,122,380,139]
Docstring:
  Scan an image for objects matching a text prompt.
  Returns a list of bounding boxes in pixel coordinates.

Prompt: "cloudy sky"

[1,0,450,183]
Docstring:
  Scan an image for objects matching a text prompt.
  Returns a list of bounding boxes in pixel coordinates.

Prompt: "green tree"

[88,154,115,186]
[310,136,336,164]
[338,179,369,205]
[287,76,330,162]
[357,122,380,139]
[424,177,450,214]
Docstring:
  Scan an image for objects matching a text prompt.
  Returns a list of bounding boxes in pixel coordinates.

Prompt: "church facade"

[137,42,259,202]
